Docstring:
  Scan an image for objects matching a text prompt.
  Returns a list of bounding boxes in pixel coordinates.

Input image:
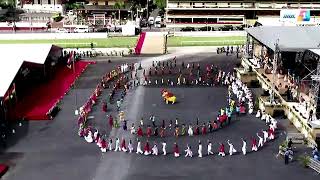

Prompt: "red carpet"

[16,61,93,120]
[0,164,8,177]
[135,32,146,55]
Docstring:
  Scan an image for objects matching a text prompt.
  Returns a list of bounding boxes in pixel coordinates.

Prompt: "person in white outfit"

[271,118,277,129]
[185,144,193,157]
[257,133,264,148]
[263,130,268,143]
[227,140,237,156]
[152,143,158,156]
[198,140,203,158]
[248,106,254,114]
[114,138,120,151]
[207,140,213,155]
[128,140,134,153]
[241,138,247,155]
[261,112,266,121]
[162,141,167,155]
[84,130,94,143]
[93,129,99,142]
[108,138,113,151]
[136,139,143,154]
[130,123,136,134]
[188,125,193,136]
[265,115,270,124]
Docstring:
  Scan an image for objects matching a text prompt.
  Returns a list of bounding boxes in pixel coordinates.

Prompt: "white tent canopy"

[0,44,59,97]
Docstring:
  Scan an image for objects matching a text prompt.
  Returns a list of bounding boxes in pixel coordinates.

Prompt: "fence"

[180,39,246,46]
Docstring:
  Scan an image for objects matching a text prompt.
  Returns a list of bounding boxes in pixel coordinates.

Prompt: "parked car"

[55,28,69,33]
[74,26,89,33]
[218,25,233,31]
[148,17,154,25]
[154,16,162,28]
[140,19,148,27]
[181,27,195,31]
[96,27,108,32]
[198,26,214,31]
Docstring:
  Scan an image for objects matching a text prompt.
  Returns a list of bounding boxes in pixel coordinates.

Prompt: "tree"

[113,1,126,9]
[153,0,166,10]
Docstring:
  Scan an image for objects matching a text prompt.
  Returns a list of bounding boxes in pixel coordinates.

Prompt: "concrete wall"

[0,32,109,40]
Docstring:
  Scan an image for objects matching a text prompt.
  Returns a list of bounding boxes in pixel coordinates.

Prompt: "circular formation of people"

[76,59,279,158]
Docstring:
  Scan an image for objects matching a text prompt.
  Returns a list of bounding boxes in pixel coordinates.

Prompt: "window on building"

[105,1,108,5]
[48,0,51,4]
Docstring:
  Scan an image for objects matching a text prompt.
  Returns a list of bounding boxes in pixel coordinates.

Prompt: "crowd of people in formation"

[77,63,133,133]
[76,60,280,158]
[216,45,242,58]
[79,119,277,157]
[139,58,238,88]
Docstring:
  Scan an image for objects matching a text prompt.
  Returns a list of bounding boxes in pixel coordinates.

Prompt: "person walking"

[251,136,258,152]
[218,143,226,157]
[227,140,237,156]
[241,138,247,155]
[198,140,203,158]
[185,144,193,157]
[136,139,143,154]
[114,138,120,152]
[207,140,213,155]
[174,142,180,158]
[257,133,264,148]
[128,139,134,153]
[284,149,290,165]
[162,141,167,155]
[151,142,158,155]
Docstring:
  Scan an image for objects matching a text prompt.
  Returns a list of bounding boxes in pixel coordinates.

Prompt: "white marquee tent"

[0,44,61,98]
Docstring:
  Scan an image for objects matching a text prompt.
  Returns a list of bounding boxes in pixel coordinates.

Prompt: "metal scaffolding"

[270,39,280,104]
[311,58,320,118]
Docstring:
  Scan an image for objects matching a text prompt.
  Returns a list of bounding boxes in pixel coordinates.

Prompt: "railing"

[167,2,320,9]
[180,39,245,46]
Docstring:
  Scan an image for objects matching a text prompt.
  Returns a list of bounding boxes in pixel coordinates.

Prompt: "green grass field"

[0,37,138,48]
[167,36,246,47]
[0,36,245,48]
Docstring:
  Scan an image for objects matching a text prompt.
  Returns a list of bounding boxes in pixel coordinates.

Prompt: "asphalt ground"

[1,51,319,180]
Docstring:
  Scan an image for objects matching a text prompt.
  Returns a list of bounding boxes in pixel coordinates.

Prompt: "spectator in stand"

[312,147,319,160]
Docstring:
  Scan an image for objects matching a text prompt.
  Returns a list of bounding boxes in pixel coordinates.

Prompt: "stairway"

[140,32,166,54]
[135,32,146,55]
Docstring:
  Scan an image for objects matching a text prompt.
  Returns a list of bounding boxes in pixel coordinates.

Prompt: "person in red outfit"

[102,102,107,112]
[202,123,207,135]
[146,125,152,138]
[137,126,143,137]
[121,138,127,152]
[194,125,200,135]
[268,127,275,140]
[174,142,180,157]
[144,141,151,155]
[218,143,225,156]
[100,139,107,153]
[251,137,258,151]
[108,115,113,128]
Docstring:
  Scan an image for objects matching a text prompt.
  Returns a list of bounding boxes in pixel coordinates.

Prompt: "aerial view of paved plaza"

[0,0,320,180]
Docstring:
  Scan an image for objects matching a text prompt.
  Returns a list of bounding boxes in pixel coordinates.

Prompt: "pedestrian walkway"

[140,32,166,54]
